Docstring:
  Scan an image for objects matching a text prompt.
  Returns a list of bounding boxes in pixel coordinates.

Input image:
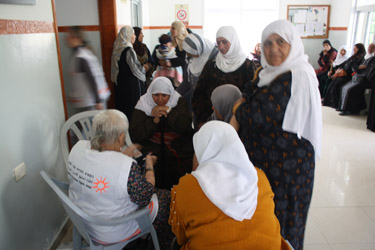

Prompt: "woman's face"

[263,33,291,66]
[340,48,346,56]
[353,46,358,55]
[323,43,331,51]
[368,44,375,54]
[216,37,231,55]
[255,43,261,52]
[138,30,144,43]
[152,93,170,106]
[170,26,177,38]
[130,32,136,44]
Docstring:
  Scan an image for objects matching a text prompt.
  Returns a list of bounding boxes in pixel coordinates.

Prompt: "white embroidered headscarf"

[183,33,216,77]
[192,121,258,221]
[215,26,247,73]
[111,26,134,83]
[258,20,322,159]
[333,45,350,67]
[135,77,181,116]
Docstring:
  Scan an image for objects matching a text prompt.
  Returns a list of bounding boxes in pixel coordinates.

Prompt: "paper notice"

[306,22,314,36]
[294,10,307,24]
[314,22,324,35]
[296,24,305,36]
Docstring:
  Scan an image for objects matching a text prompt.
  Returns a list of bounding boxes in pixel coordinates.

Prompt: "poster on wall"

[0,0,35,5]
[175,4,189,26]
[287,5,330,39]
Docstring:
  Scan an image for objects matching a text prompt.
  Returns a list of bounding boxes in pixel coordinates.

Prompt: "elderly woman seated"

[169,121,291,250]
[67,110,173,250]
[130,77,194,190]
[210,84,242,123]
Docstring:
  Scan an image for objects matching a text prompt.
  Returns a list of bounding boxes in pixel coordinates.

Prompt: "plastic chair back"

[40,171,160,250]
[60,110,133,170]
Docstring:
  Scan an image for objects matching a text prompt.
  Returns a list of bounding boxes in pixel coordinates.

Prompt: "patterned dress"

[127,161,173,250]
[235,71,315,250]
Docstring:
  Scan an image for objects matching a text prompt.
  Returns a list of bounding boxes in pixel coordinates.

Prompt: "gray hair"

[91,110,129,151]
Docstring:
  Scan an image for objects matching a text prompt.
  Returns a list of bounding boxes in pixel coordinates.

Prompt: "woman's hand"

[143,63,150,72]
[159,59,167,68]
[152,106,169,124]
[122,143,142,158]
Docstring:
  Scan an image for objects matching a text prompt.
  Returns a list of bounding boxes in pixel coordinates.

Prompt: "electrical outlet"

[14,162,27,182]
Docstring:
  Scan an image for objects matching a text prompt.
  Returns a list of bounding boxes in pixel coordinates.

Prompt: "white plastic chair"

[40,171,160,250]
[60,110,133,170]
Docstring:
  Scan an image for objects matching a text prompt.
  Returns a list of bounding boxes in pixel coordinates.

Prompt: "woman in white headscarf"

[110,26,146,122]
[169,121,291,250]
[177,33,219,111]
[231,20,322,250]
[319,45,350,96]
[129,77,194,189]
[192,26,255,128]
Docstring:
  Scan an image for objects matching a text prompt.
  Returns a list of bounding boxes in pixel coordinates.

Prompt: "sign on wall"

[287,5,330,39]
[175,4,189,26]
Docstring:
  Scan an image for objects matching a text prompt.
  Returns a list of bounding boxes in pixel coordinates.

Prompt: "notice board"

[287,5,330,39]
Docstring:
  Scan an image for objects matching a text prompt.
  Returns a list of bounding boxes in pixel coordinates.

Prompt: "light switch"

[14,162,27,182]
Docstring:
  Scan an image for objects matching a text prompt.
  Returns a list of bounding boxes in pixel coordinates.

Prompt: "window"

[203,0,279,54]
[348,3,375,50]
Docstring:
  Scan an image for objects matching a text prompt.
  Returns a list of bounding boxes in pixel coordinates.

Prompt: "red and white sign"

[175,4,189,26]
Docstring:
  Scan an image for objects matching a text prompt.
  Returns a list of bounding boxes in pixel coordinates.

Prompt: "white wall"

[117,0,132,25]
[0,1,67,250]
[279,0,352,68]
[55,0,99,25]
[142,0,204,52]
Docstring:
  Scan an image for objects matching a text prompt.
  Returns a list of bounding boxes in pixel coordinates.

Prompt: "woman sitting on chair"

[169,121,291,250]
[68,110,173,250]
[130,77,194,190]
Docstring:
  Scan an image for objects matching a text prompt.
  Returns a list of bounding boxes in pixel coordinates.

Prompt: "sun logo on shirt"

[92,177,109,194]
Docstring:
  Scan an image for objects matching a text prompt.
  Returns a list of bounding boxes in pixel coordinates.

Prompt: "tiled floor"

[304,106,375,250]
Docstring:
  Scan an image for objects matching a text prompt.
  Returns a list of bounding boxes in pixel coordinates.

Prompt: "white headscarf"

[192,121,258,221]
[183,33,216,77]
[111,26,134,83]
[215,26,247,73]
[210,84,242,123]
[134,77,181,116]
[258,20,322,159]
[333,45,350,67]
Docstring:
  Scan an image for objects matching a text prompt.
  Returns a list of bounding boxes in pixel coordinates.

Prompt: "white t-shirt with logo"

[68,140,139,243]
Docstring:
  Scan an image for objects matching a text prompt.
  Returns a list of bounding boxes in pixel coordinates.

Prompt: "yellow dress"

[169,167,291,250]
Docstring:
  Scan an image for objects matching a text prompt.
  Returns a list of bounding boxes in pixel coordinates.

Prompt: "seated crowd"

[65,19,374,250]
